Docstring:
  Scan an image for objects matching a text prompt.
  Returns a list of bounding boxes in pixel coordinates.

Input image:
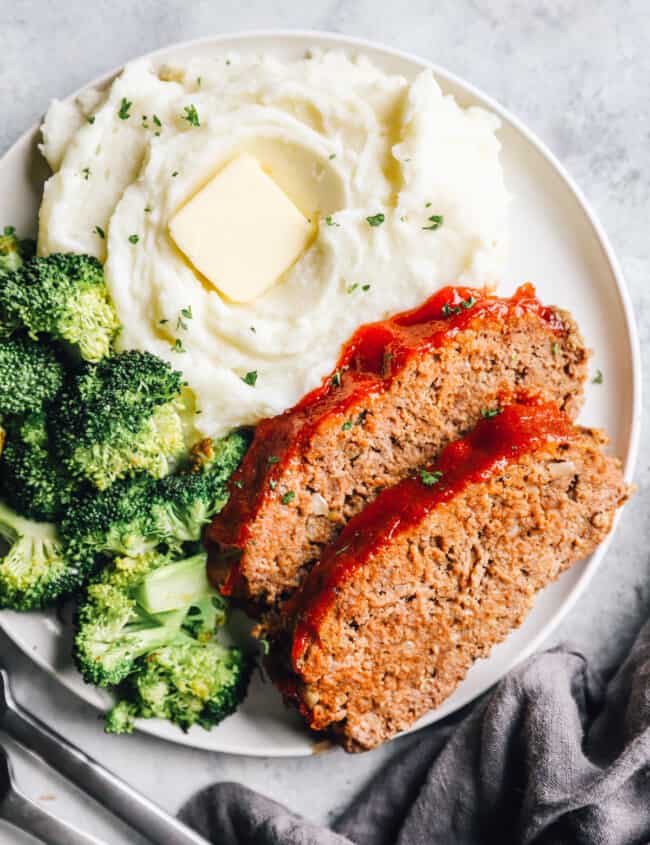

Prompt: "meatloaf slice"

[270,400,629,752]
[207,284,588,611]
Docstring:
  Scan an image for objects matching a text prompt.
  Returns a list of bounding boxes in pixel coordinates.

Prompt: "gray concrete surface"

[0,1,648,842]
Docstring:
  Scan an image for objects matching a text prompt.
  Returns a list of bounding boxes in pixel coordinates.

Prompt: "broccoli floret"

[104,700,138,734]
[1,412,77,522]
[187,430,251,479]
[60,430,248,570]
[0,501,78,609]
[150,473,228,549]
[150,430,249,548]
[75,548,250,732]
[0,227,35,277]
[0,335,64,417]
[74,551,184,686]
[107,638,249,733]
[52,350,185,489]
[0,253,119,361]
[61,473,160,573]
[74,548,250,730]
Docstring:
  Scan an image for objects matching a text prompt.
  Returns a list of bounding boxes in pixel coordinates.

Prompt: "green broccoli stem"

[86,608,188,684]
[0,501,56,546]
[135,553,211,615]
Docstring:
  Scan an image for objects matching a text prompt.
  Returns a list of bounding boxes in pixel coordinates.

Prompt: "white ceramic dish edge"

[0,29,641,757]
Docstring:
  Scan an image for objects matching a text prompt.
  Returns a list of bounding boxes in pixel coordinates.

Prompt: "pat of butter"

[169,153,313,303]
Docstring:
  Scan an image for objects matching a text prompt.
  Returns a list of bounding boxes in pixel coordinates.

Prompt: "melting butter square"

[169,153,313,303]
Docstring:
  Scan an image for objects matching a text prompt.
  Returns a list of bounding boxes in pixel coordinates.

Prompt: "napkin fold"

[181,620,650,845]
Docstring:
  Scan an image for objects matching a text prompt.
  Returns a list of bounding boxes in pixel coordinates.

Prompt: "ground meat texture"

[207,284,588,611]
[273,401,630,752]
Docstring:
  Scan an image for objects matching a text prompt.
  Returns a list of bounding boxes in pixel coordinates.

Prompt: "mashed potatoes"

[39,50,508,438]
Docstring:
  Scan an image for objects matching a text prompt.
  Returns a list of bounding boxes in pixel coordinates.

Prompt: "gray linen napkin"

[180,619,650,845]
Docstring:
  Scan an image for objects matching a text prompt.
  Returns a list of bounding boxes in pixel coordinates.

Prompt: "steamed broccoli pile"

[0,226,251,733]
[53,351,186,490]
[69,430,250,733]
[0,252,119,362]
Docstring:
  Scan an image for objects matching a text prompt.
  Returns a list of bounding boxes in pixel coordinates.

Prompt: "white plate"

[0,31,641,758]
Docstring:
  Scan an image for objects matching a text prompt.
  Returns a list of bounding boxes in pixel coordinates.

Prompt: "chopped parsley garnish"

[144,205,152,213]
[325,215,339,227]
[329,153,337,160]
[226,59,231,66]
[170,338,186,353]
[159,318,169,325]
[81,167,90,180]
[331,369,343,387]
[347,283,359,294]
[335,543,351,556]
[172,171,179,177]
[234,479,244,489]
[382,351,393,374]
[425,201,432,208]
[362,284,371,292]
[442,296,476,317]
[341,420,353,431]
[118,98,132,120]
[423,214,444,231]
[128,234,139,244]
[176,305,193,331]
[3,226,15,236]
[182,104,200,127]
[551,342,559,356]
[267,455,280,464]
[94,225,105,239]
[153,114,162,127]
[242,370,258,387]
[420,469,443,486]
[593,369,604,384]
[481,407,502,419]
[259,638,270,656]
[269,479,277,489]
[366,213,385,227]
[250,326,256,333]
[87,115,95,125]
[197,76,202,87]
[281,491,295,505]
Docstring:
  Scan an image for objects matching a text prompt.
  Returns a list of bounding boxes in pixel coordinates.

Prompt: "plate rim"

[0,28,641,758]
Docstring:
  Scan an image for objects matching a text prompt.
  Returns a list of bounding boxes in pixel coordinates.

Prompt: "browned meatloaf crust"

[207,284,588,611]
[270,400,630,752]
